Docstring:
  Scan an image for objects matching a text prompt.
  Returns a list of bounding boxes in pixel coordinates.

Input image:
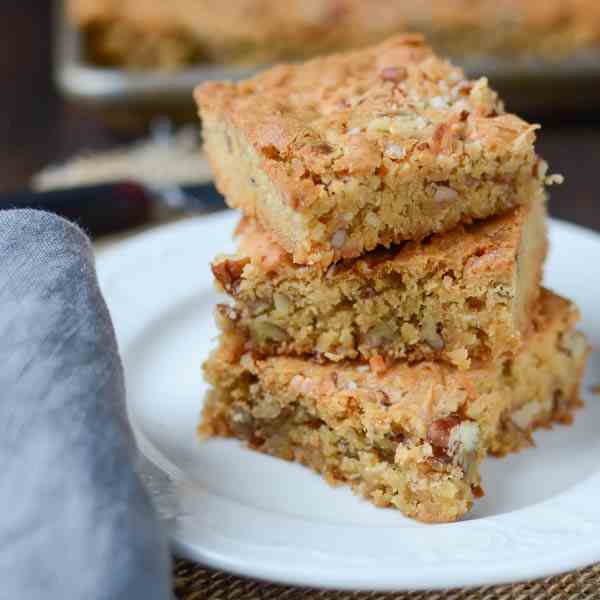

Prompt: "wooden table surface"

[1,1,600,232]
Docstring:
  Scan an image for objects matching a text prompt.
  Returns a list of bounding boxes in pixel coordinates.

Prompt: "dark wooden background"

[1,1,599,231]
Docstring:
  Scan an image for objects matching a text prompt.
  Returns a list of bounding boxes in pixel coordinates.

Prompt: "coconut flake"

[434,185,458,203]
[385,143,406,160]
[331,229,347,249]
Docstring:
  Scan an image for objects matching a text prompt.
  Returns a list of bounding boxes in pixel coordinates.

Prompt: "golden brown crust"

[197,35,555,264]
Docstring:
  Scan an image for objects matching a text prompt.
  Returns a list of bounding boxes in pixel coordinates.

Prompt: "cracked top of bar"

[197,34,557,265]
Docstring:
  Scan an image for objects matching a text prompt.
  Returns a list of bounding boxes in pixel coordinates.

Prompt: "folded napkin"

[0,210,171,599]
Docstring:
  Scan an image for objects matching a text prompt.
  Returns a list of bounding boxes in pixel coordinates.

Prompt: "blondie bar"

[69,0,407,68]
[212,195,547,368]
[69,1,600,69]
[201,289,588,523]
[197,35,557,265]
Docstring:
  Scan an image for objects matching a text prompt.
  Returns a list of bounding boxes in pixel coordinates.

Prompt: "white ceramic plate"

[96,211,600,592]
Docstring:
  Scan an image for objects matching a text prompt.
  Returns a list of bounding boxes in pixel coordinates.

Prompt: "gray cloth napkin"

[0,210,172,599]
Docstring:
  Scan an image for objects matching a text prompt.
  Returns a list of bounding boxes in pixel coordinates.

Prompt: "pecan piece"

[216,303,240,323]
[211,257,250,295]
[215,304,241,332]
[375,390,391,407]
[472,484,485,498]
[313,142,334,155]
[380,66,407,82]
[427,415,480,465]
[427,415,462,449]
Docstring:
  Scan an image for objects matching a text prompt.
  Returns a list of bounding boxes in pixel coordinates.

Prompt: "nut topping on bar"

[197,35,557,265]
[202,290,588,523]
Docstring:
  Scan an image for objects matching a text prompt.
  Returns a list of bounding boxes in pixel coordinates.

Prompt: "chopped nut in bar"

[212,196,547,368]
[201,289,589,523]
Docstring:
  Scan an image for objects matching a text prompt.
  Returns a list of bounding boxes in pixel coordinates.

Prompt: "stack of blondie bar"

[195,35,589,523]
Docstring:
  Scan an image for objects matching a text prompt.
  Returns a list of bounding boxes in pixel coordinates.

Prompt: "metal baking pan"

[53,1,262,128]
[55,0,600,124]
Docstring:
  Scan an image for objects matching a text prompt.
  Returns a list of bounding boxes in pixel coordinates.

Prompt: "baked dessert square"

[67,0,412,68]
[70,1,600,70]
[212,194,547,368]
[196,34,558,265]
[201,289,588,523]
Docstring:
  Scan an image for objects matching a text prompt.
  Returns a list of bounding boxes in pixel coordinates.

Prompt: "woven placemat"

[173,561,600,600]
